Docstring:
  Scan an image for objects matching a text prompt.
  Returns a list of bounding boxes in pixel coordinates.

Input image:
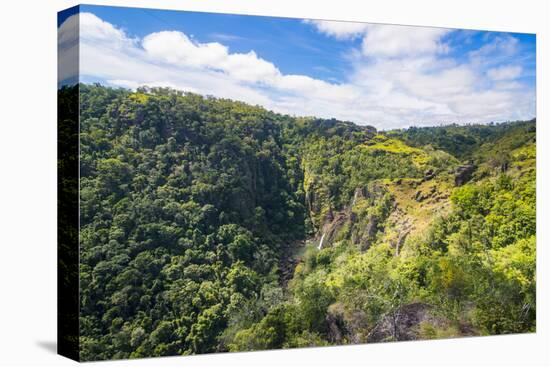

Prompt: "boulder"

[414,190,426,202]
[367,303,433,342]
[454,163,475,186]
[423,169,435,181]
[326,303,368,344]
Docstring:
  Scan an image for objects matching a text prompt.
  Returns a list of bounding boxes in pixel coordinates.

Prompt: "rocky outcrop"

[317,211,348,250]
[278,240,305,286]
[367,303,435,342]
[423,169,435,181]
[454,163,475,186]
[326,303,369,344]
[352,215,378,251]
[393,217,412,256]
[366,302,477,342]
[414,185,437,202]
[312,184,390,252]
[414,190,427,202]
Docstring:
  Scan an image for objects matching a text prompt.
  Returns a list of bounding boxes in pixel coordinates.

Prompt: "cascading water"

[317,232,326,250]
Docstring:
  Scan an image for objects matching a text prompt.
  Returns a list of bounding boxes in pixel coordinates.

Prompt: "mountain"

[61,84,535,360]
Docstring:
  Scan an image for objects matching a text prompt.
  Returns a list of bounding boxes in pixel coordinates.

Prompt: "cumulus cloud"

[79,11,134,45]
[361,24,450,58]
[303,19,370,39]
[59,12,535,129]
[142,31,282,84]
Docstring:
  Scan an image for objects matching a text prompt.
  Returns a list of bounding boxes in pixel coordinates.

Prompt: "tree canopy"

[64,84,536,360]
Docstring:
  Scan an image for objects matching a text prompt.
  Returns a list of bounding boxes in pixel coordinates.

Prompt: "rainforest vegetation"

[62,84,536,360]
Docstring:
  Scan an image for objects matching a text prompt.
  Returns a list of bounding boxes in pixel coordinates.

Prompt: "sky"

[58,5,536,129]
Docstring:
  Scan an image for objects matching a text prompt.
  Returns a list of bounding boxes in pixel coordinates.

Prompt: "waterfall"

[317,232,326,250]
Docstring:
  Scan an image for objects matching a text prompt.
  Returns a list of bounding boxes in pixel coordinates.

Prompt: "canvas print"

[58,5,536,362]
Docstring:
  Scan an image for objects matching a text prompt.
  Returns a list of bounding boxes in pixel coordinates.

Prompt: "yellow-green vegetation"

[365,135,425,155]
[128,92,149,104]
[417,321,461,340]
[364,134,430,167]
[68,83,536,360]
[511,143,536,172]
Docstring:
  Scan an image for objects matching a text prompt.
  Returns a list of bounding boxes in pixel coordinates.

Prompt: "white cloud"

[361,24,450,58]
[58,12,79,85]
[80,12,136,48]
[487,65,522,80]
[303,19,370,39]
[304,21,450,58]
[143,31,227,66]
[60,12,535,129]
[142,31,282,84]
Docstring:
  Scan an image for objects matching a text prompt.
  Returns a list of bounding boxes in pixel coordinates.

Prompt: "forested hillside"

[65,84,536,360]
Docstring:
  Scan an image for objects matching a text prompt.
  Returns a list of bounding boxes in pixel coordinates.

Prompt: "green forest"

[64,84,536,360]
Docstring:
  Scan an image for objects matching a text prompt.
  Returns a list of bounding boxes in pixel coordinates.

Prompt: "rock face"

[326,303,369,344]
[311,184,392,252]
[454,163,475,186]
[361,216,378,251]
[278,240,305,286]
[366,302,477,343]
[317,211,348,249]
[367,303,435,342]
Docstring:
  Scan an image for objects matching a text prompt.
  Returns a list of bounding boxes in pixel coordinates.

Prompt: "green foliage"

[387,119,535,160]
[77,84,305,360]
[73,84,536,359]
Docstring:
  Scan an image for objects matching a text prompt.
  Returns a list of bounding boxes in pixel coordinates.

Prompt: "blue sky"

[58,5,536,128]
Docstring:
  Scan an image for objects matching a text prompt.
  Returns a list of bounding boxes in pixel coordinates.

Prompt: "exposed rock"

[317,183,390,252]
[318,211,348,249]
[423,169,435,181]
[356,215,378,251]
[414,190,426,202]
[367,302,477,343]
[371,184,386,197]
[366,215,378,238]
[278,240,305,287]
[352,187,366,206]
[326,303,368,344]
[367,303,434,342]
[394,221,411,256]
[454,163,475,186]
[326,303,345,343]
